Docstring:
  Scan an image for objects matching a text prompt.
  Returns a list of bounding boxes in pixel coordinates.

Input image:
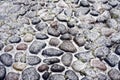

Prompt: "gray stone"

[35,22,48,31]
[97,73,107,80]
[61,53,73,67]
[49,38,60,46]
[43,58,60,65]
[42,72,51,80]
[48,74,65,80]
[74,34,86,47]
[42,48,64,57]
[0,53,13,67]
[60,33,72,40]
[14,52,26,63]
[9,36,21,43]
[108,1,118,7]
[96,11,111,22]
[29,41,46,54]
[27,56,41,65]
[94,46,110,59]
[57,14,69,22]
[65,70,79,80]
[35,33,49,40]
[0,65,6,80]
[107,19,117,28]
[108,69,120,80]
[59,40,77,53]
[0,42,4,51]
[110,32,120,43]
[80,0,90,7]
[75,51,94,62]
[68,28,79,36]
[51,64,65,72]
[115,45,120,55]
[47,27,60,37]
[5,72,20,80]
[104,53,119,67]
[57,23,67,34]
[74,7,90,16]
[22,67,40,80]
[31,17,41,24]
[72,60,86,72]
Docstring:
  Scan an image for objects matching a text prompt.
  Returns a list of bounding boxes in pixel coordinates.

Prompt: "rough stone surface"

[59,40,77,53]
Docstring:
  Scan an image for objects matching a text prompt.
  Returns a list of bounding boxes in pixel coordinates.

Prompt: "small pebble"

[24,33,33,42]
[16,43,27,50]
[9,36,21,43]
[13,62,27,71]
[49,38,60,46]
[36,33,49,40]
[38,64,49,72]
[51,64,65,72]
[4,45,13,52]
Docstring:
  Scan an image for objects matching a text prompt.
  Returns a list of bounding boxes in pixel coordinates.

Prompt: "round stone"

[65,70,79,80]
[4,45,13,52]
[14,52,26,63]
[48,74,65,80]
[59,40,77,53]
[35,33,49,40]
[51,64,65,72]
[9,36,21,43]
[24,33,33,42]
[42,72,51,80]
[35,22,48,31]
[22,67,40,80]
[60,33,72,40]
[29,41,46,54]
[0,65,6,80]
[47,27,60,37]
[13,62,27,71]
[0,53,13,67]
[5,72,20,80]
[16,43,27,50]
[72,60,86,72]
[27,56,41,65]
[49,38,60,46]
[38,64,49,72]
[61,53,73,67]
[108,69,120,80]
[90,59,107,71]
